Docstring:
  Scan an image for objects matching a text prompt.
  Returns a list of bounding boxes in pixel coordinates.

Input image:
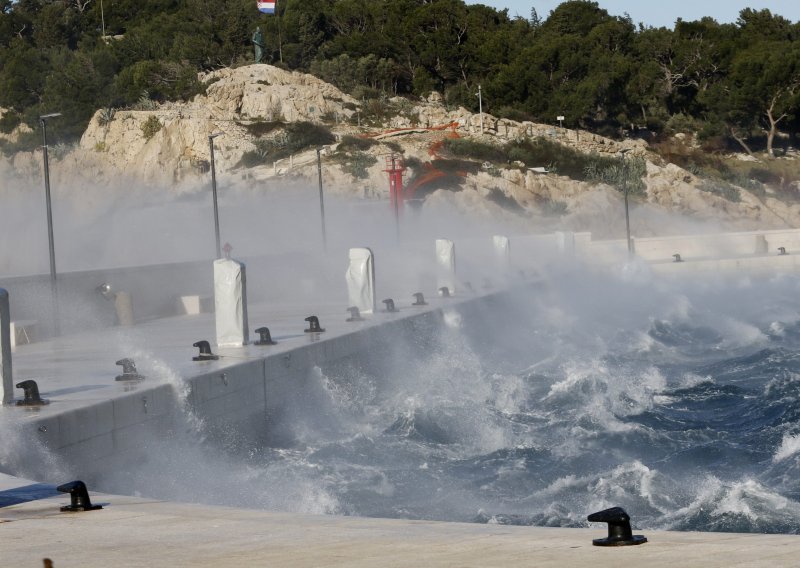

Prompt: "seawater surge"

[71,263,800,534]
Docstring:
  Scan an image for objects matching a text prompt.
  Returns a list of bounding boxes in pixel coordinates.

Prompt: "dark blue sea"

[103,262,800,534]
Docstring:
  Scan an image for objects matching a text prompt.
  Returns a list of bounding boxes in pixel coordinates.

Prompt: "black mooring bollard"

[192,340,219,361]
[438,286,451,298]
[673,253,683,263]
[346,307,363,322]
[15,380,49,406]
[382,299,397,313]
[115,358,145,382]
[304,316,325,333]
[254,327,277,345]
[412,292,427,306]
[587,507,647,546]
[779,247,787,255]
[57,480,102,512]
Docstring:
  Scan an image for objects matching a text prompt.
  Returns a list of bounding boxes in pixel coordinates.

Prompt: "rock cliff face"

[4,64,799,232]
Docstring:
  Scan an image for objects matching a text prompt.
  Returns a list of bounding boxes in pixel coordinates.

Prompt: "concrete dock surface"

[3,479,800,568]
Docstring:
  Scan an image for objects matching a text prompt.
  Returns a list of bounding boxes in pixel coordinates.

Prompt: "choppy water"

[101,263,800,534]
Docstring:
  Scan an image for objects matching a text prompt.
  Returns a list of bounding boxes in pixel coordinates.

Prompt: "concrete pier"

[2,472,799,567]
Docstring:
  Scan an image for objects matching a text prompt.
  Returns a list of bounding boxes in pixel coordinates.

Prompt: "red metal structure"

[384,154,406,214]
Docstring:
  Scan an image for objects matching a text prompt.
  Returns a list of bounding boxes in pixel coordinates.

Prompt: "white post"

[214,258,249,347]
[1,289,13,405]
[346,247,376,314]
[436,239,456,295]
[493,235,510,270]
[114,291,134,326]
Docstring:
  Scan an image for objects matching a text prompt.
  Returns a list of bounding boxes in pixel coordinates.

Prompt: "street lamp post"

[316,148,327,251]
[208,132,223,258]
[619,148,633,256]
[39,112,62,334]
[476,84,484,135]
[40,113,61,282]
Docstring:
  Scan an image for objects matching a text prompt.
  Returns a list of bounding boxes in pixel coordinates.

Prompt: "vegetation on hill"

[0,0,798,161]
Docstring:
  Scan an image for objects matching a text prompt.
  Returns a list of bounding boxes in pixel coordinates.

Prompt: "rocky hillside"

[3,64,800,236]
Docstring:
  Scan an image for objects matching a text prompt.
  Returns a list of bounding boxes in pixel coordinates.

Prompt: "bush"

[97,107,116,127]
[244,120,285,137]
[665,113,699,135]
[504,137,618,182]
[0,111,21,134]
[442,138,506,162]
[584,155,647,195]
[486,188,524,213]
[339,151,377,179]
[140,115,162,140]
[540,200,568,217]
[337,134,377,152]
[698,180,742,202]
[237,122,335,168]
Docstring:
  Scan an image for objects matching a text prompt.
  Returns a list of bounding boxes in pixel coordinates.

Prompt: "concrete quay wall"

[571,228,800,271]
[5,292,494,485]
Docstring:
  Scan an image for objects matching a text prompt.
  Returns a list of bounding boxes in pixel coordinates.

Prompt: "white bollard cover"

[436,239,456,295]
[214,259,249,347]
[493,235,510,267]
[346,247,376,314]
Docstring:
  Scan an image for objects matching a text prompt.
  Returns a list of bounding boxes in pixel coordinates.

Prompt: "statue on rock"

[252,27,265,63]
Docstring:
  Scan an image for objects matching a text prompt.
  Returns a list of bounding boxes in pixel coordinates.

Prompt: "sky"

[466,1,800,28]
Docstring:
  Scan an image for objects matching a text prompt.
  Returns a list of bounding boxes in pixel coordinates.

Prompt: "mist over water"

[5,179,800,534]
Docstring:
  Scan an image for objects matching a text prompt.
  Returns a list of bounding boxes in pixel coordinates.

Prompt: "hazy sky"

[466,1,800,28]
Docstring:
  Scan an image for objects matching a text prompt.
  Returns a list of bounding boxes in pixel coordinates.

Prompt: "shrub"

[541,200,568,217]
[97,107,116,127]
[486,188,524,213]
[244,120,285,137]
[698,180,742,202]
[584,155,647,195]
[664,113,699,135]
[337,135,377,152]
[339,151,377,179]
[442,138,506,162]
[237,122,335,168]
[140,115,162,140]
[383,141,403,153]
[0,111,21,134]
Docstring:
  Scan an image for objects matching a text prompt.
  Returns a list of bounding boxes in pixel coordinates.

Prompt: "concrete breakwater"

[0,283,514,487]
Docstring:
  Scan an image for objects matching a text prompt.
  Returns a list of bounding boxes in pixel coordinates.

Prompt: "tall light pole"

[476,84,484,135]
[40,112,61,334]
[316,148,327,251]
[208,132,223,259]
[619,148,633,256]
[40,113,61,282]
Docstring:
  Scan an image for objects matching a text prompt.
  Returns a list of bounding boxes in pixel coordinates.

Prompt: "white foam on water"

[774,433,800,463]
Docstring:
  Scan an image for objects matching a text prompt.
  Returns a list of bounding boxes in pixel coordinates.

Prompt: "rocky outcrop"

[4,64,799,232]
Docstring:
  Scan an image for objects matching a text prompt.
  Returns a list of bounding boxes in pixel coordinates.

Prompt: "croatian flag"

[257,1,275,13]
